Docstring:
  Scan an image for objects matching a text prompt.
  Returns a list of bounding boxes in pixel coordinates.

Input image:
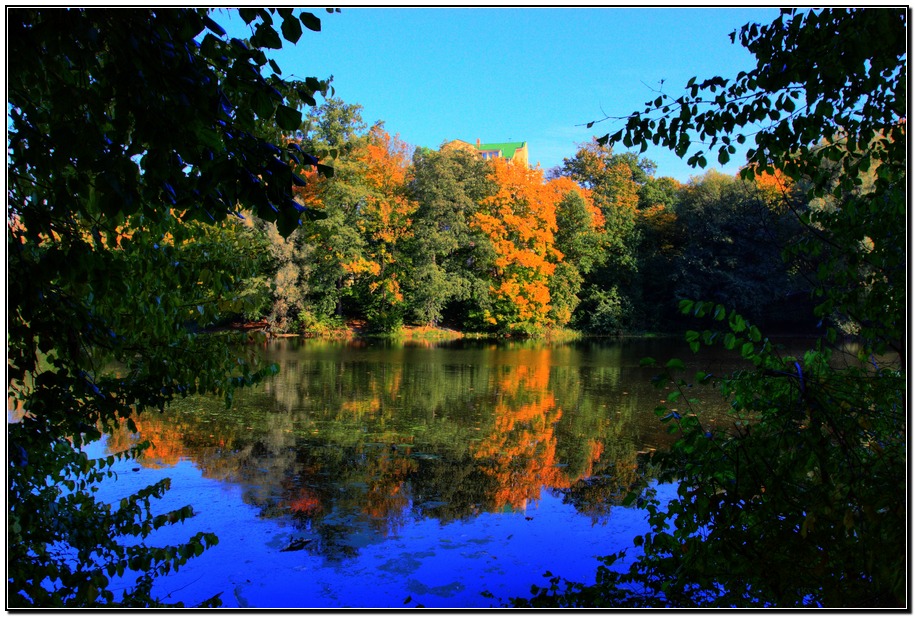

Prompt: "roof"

[477,141,526,158]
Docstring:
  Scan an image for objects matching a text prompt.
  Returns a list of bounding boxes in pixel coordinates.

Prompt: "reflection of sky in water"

[85,437,675,608]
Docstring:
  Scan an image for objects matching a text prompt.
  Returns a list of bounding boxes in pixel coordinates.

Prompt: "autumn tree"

[343,125,418,331]
[470,159,565,334]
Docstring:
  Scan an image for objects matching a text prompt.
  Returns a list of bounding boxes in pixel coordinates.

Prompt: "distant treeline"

[227,98,825,336]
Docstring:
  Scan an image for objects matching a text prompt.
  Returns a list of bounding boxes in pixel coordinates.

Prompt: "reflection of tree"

[287,486,322,516]
[470,349,571,510]
[277,443,420,559]
[362,452,416,534]
[409,453,499,522]
[557,447,642,525]
[96,339,714,557]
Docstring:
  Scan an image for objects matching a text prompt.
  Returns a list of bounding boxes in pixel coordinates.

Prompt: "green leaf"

[300,12,321,32]
[251,23,282,49]
[640,357,657,367]
[275,105,302,131]
[281,14,303,43]
[729,312,746,333]
[666,358,685,370]
[251,90,275,119]
[297,90,317,107]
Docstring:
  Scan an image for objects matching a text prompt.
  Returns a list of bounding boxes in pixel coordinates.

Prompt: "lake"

[88,336,756,608]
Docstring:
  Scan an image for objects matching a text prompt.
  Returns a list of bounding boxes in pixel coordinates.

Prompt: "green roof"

[476,141,526,158]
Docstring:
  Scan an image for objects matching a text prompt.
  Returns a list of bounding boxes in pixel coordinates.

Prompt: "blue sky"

[216,7,782,183]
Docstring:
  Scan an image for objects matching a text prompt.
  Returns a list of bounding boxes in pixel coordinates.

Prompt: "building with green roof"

[441,138,530,167]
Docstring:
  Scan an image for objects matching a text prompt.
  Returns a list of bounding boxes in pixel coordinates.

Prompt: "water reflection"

[106,338,735,561]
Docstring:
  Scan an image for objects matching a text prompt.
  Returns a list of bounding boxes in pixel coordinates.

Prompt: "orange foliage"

[352,127,418,307]
[753,168,795,211]
[472,159,565,332]
[355,127,416,245]
[290,163,328,211]
[341,256,381,277]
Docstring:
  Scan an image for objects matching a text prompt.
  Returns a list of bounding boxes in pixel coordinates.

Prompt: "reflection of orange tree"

[104,414,190,469]
[360,451,418,536]
[470,349,603,510]
[287,486,323,516]
[103,409,265,481]
[281,446,418,538]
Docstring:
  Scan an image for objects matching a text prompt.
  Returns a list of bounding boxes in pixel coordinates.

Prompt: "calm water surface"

[91,337,758,607]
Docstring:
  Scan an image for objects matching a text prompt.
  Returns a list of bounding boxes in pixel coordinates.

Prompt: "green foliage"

[303,96,369,153]
[404,147,498,328]
[554,141,646,333]
[598,8,905,189]
[514,7,906,608]
[8,7,328,606]
[286,97,373,321]
[554,190,606,276]
[667,171,805,325]
[573,285,632,335]
[637,175,680,210]
[633,302,904,607]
